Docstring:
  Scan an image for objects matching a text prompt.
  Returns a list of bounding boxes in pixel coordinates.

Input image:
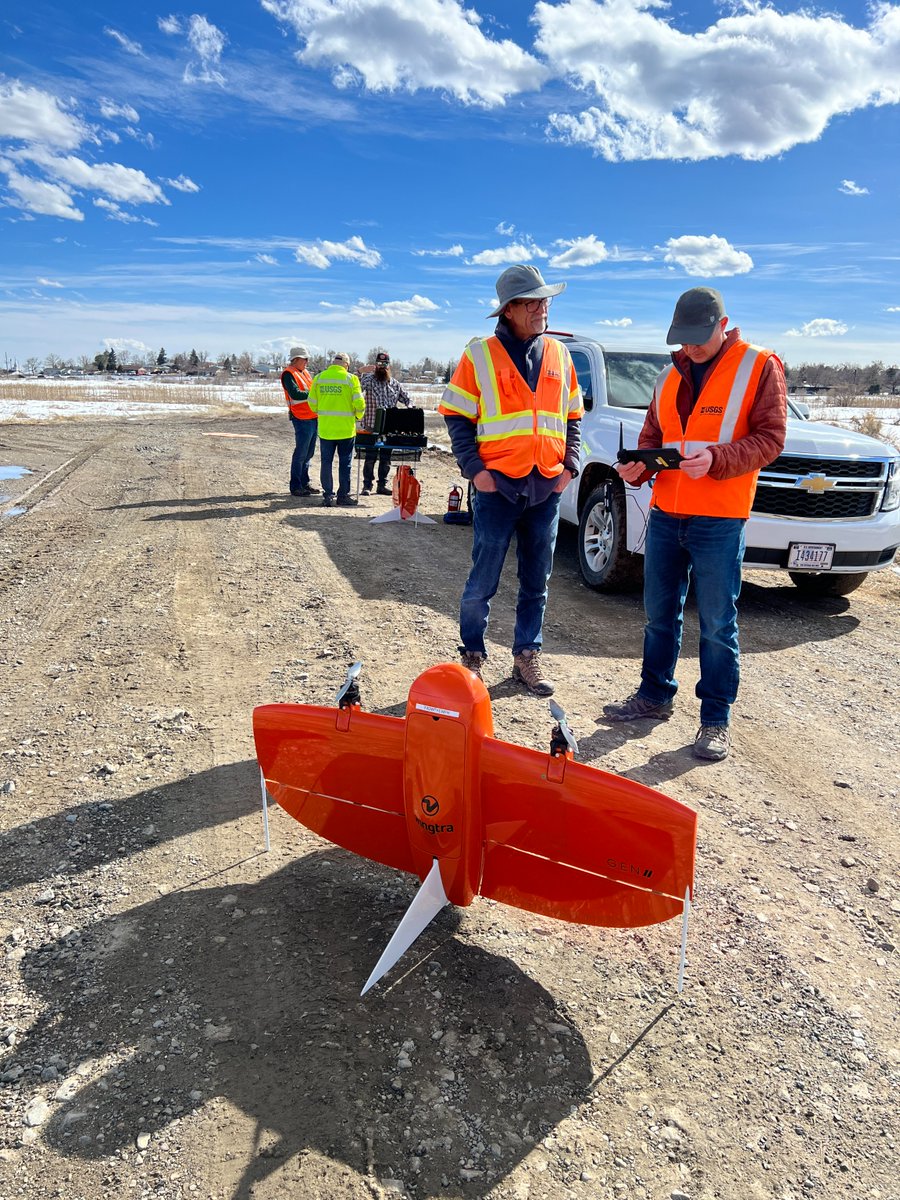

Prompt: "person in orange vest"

[439,265,583,697]
[281,345,319,497]
[603,287,787,760]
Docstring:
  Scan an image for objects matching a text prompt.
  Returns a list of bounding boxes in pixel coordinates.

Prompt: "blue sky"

[1,0,898,369]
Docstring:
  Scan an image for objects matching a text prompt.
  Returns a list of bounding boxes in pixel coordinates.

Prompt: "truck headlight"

[882,460,900,512]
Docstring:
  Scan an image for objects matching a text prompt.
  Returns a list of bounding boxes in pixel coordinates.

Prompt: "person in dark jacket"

[603,287,787,760]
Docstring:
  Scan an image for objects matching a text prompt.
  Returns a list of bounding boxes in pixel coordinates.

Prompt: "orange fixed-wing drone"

[253,662,697,996]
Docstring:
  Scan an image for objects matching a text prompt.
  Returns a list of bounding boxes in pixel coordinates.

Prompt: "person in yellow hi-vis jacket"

[308,352,365,508]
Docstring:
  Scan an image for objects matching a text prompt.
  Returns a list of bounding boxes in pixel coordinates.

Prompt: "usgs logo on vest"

[699,405,724,415]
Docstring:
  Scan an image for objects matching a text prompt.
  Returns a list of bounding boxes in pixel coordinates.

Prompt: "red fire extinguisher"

[447,483,463,513]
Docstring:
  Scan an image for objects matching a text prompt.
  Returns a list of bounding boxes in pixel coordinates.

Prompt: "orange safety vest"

[283,365,314,419]
[439,336,582,478]
[650,340,774,519]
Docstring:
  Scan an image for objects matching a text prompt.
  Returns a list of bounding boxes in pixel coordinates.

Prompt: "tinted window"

[570,349,594,412]
[605,352,669,409]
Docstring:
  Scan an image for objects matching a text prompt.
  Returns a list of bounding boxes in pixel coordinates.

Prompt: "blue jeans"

[638,509,746,726]
[460,489,561,657]
[289,415,318,492]
[319,437,354,499]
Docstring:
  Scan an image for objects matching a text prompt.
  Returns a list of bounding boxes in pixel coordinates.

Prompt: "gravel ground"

[1,412,898,1200]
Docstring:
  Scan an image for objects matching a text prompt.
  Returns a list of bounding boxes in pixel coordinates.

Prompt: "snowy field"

[0,376,446,422]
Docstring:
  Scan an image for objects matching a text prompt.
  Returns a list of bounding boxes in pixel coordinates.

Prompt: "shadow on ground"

[18,851,594,1199]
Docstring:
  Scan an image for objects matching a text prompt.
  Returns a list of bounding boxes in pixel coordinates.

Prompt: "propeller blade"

[549,699,579,756]
[334,660,363,706]
[361,859,449,996]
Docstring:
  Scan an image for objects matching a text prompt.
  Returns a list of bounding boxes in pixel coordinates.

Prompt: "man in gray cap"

[603,286,787,760]
[439,264,583,696]
[281,345,319,497]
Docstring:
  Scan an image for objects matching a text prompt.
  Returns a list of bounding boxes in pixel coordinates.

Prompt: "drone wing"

[253,704,415,875]
[479,738,696,928]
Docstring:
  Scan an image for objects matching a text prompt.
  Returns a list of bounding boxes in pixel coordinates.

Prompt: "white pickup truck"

[556,335,900,597]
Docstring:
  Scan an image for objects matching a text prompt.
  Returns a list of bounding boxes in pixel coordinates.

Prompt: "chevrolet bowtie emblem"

[796,473,835,493]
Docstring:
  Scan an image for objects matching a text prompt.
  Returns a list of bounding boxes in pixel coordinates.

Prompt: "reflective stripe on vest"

[651,341,771,519]
[284,365,313,418]
[465,336,571,477]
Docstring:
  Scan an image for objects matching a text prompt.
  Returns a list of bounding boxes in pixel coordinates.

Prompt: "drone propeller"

[549,698,578,757]
[335,661,363,708]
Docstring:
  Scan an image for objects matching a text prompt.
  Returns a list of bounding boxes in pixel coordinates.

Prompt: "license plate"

[787,542,835,570]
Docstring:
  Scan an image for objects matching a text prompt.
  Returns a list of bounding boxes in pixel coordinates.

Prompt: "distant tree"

[25,356,40,376]
[77,355,93,372]
[157,347,167,366]
[106,347,118,373]
[867,383,882,395]
[93,352,108,372]
[235,351,253,375]
[267,352,283,370]
[44,353,63,371]
[188,349,200,373]
[443,361,453,383]
[885,366,898,395]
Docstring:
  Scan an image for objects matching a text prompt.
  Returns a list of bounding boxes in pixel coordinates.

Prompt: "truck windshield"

[606,352,670,409]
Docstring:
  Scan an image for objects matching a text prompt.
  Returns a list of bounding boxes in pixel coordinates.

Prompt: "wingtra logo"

[416,795,454,834]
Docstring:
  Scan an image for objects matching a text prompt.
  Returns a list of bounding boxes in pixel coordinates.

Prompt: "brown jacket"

[637,328,787,484]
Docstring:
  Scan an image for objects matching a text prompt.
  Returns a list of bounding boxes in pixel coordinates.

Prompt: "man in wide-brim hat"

[439,264,583,697]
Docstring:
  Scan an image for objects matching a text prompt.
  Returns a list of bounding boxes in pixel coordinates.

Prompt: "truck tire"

[577,481,643,592]
[788,570,867,597]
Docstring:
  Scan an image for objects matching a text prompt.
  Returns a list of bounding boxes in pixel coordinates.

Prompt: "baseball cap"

[332,352,350,366]
[375,352,390,364]
[289,345,310,359]
[666,287,726,345]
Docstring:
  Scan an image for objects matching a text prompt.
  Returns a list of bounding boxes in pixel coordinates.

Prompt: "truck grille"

[753,454,888,521]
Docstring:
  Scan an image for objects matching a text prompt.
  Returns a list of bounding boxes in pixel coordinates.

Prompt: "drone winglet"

[360,859,449,996]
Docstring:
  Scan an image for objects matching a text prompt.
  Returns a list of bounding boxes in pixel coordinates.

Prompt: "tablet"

[617,447,684,471]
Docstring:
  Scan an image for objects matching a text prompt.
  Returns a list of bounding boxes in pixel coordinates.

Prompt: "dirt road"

[1,413,898,1200]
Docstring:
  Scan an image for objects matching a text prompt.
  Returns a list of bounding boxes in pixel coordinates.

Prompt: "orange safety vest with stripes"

[650,340,775,519]
[283,365,314,419]
[439,336,583,478]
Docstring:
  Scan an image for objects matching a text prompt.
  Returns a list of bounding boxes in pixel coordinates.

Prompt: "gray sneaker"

[460,650,486,680]
[693,724,731,761]
[512,649,554,697]
[602,693,675,722]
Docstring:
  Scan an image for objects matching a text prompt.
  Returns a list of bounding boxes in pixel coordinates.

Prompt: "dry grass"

[0,379,234,406]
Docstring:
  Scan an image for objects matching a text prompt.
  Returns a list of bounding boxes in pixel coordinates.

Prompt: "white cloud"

[496,221,515,236]
[784,318,849,338]
[37,277,64,288]
[663,235,753,277]
[16,148,167,205]
[537,0,900,161]
[165,174,201,193]
[104,27,145,57]
[184,15,227,85]
[346,294,440,322]
[549,234,609,268]
[99,99,140,124]
[0,81,88,150]
[413,244,464,258]
[104,337,153,358]
[294,235,382,269]
[256,253,278,265]
[838,179,869,196]
[2,164,83,220]
[468,240,547,266]
[597,317,632,327]
[260,0,548,106]
[94,197,158,226]
[888,306,900,313]
[158,15,182,35]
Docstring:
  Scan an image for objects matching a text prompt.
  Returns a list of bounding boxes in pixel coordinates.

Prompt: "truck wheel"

[788,571,867,597]
[577,482,643,592]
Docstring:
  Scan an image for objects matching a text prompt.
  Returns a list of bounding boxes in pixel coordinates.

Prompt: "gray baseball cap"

[332,351,350,366]
[487,264,566,318]
[289,345,310,359]
[666,287,726,345]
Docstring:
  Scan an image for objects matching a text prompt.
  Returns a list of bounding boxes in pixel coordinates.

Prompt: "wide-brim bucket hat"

[487,264,566,318]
